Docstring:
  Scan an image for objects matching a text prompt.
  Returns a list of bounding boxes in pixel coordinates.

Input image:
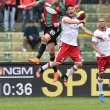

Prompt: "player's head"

[66,4,75,18]
[98,18,106,29]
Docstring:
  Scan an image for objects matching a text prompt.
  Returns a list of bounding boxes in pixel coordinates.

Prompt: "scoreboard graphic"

[0,62,110,97]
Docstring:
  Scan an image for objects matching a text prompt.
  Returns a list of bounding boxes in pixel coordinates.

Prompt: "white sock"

[66,65,78,77]
[42,62,52,70]
[98,77,103,95]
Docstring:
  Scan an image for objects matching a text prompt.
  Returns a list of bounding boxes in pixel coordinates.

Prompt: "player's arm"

[80,26,94,36]
[92,42,105,56]
[25,1,40,7]
[80,26,105,40]
[18,1,40,8]
[59,2,66,15]
[53,22,61,27]
[63,18,82,24]
[62,0,65,5]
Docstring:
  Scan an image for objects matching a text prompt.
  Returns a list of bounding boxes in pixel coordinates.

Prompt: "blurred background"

[0,0,110,62]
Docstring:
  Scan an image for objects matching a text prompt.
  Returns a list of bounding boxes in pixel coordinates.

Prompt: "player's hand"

[18,5,26,9]
[53,23,60,27]
[79,20,85,24]
[95,35,105,40]
[99,52,106,56]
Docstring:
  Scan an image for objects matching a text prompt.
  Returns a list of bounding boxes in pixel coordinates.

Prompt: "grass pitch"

[0,97,109,110]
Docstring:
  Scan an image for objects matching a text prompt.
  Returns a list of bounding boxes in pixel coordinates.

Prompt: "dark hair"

[66,4,74,11]
[28,20,34,23]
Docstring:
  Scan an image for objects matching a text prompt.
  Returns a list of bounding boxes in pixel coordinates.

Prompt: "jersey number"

[50,30,55,36]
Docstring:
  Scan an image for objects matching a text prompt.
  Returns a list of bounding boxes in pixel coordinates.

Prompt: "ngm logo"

[0,66,33,76]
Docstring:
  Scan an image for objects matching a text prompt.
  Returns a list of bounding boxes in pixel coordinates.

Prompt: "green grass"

[0,97,109,110]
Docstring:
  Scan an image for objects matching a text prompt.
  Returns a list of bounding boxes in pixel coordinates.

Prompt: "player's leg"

[62,62,82,87]
[36,61,59,78]
[62,46,82,86]
[98,73,105,103]
[97,57,108,103]
[36,42,69,78]
[28,26,57,64]
[47,42,59,82]
[28,33,50,64]
[50,26,62,81]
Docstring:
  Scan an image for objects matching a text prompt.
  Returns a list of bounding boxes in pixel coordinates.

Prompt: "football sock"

[50,54,55,61]
[50,54,57,73]
[37,38,47,59]
[66,65,78,77]
[42,62,53,70]
[98,77,103,95]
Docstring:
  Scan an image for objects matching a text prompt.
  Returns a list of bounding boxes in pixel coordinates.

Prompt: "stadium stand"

[0,4,110,62]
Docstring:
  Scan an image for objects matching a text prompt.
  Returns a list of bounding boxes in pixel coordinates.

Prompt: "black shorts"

[44,26,61,45]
